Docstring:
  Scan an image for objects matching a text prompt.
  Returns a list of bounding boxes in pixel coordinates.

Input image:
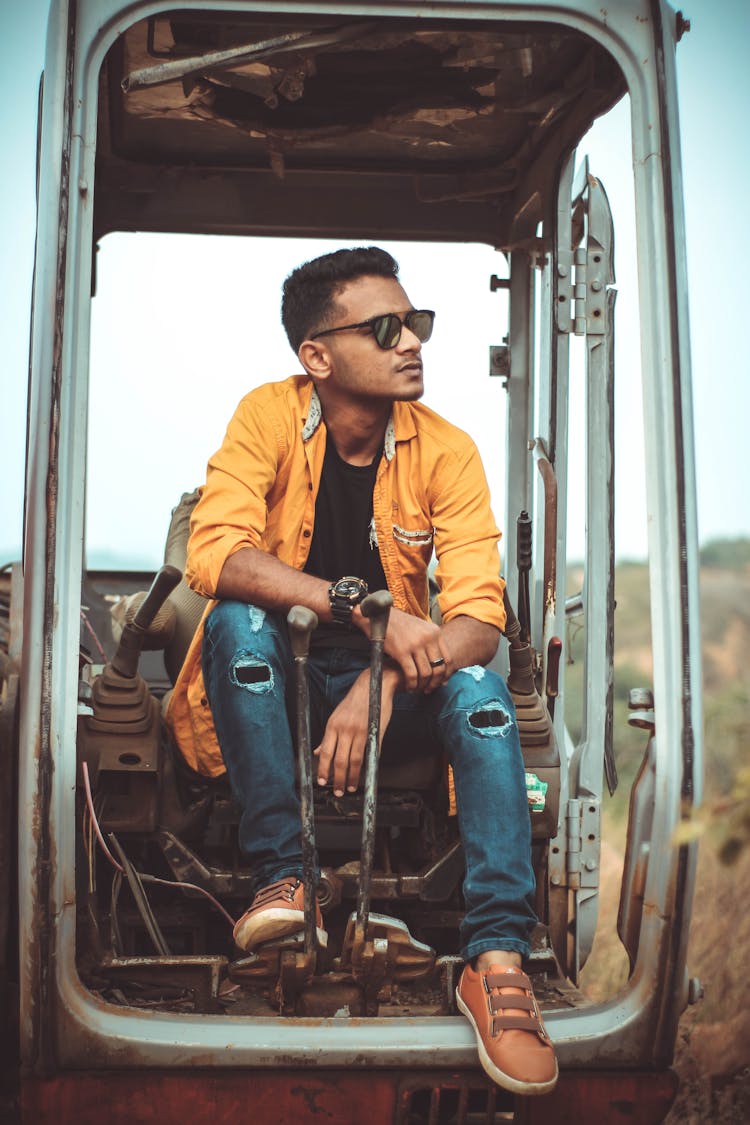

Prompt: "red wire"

[80,761,236,928]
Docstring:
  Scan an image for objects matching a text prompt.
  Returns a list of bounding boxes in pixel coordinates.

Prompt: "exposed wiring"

[110,870,124,955]
[109,832,172,957]
[81,761,237,929]
[80,608,108,663]
[82,762,122,871]
[140,873,237,929]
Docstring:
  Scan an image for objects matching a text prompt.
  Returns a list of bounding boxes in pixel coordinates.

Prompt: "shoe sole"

[234,907,328,952]
[455,989,559,1096]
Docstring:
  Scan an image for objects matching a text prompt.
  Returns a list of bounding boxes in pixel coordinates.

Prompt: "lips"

[398,362,423,375]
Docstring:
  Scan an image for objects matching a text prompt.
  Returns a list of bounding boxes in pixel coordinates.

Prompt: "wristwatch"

[328,576,368,625]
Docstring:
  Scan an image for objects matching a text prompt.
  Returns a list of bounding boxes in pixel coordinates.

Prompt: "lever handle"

[132,565,182,631]
[288,605,319,658]
[110,564,182,678]
[361,590,392,643]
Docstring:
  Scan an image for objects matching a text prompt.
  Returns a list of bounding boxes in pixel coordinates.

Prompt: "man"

[167,246,558,1095]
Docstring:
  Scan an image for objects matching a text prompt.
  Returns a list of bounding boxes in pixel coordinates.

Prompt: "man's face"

[314,274,425,403]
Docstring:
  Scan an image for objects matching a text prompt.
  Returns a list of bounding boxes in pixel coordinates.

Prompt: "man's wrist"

[328,576,368,625]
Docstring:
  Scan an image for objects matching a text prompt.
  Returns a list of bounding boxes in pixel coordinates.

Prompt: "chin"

[396,379,424,401]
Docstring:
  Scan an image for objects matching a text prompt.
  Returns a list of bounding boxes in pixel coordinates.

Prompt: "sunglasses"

[310,309,435,350]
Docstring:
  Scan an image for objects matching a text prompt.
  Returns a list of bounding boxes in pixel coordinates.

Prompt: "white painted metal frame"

[18,0,701,1074]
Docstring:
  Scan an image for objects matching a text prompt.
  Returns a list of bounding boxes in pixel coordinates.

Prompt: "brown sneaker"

[233,878,328,952]
[456,963,558,1095]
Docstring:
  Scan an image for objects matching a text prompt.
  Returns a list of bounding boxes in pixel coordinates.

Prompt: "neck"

[317,390,390,466]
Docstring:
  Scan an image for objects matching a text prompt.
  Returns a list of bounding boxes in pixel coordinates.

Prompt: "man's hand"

[353,607,501,694]
[378,606,452,693]
[314,667,397,797]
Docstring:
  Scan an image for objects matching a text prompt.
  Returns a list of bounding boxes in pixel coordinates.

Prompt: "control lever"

[287,604,320,957]
[111,565,181,678]
[340,590,436,1004]
[516,509,532,645]
[355,589,392,946]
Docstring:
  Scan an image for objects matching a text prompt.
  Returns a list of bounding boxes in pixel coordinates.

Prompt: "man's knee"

[228,651,275,694]
[203,601,290,688]
[442,667,518,743]
[465,699,514,739]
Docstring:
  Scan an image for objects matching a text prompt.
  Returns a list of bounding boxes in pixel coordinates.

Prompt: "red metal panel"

[21,1070,397,1124]
[21,1067,678,1124]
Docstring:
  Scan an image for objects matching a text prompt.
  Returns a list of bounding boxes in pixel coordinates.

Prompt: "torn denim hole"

[467,701,511,738]
[248,606,266,633]
[230,652,274,693]
[459,665,486,683]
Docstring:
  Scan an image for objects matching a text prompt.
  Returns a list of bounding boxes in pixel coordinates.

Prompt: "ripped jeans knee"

[229,651,274,693]
[466,699,513,738]
[202,600,291,699]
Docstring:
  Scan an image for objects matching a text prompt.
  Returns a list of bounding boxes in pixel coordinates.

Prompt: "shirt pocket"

[392,522,435,590]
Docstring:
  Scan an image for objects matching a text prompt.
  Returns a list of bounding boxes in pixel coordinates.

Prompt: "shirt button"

[303,529,311,538]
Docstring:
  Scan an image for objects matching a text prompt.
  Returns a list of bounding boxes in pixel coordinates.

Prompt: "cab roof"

[95,10,625,247]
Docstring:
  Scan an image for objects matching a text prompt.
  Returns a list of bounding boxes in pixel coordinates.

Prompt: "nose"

[396,323,422,353]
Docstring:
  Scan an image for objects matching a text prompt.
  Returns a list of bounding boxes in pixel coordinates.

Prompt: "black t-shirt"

[304,436,388,650]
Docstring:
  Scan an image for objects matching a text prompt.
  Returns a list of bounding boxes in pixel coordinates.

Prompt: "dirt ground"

[579,838,750,1123]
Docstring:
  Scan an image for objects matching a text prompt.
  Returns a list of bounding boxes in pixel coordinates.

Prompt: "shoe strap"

[492,1013,550,1041]
[489,993,534,1014]
[482,969,532,992]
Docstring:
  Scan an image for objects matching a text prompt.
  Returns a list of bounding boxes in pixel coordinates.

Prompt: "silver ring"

[429,657,446,668]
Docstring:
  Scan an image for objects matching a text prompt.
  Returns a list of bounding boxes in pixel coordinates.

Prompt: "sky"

[1,0,749,569]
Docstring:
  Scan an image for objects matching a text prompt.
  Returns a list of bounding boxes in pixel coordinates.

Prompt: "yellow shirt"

[166,375,506,775]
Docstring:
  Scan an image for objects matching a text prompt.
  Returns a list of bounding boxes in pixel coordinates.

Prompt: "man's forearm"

[440,615,500,671]
[216,546,333,619]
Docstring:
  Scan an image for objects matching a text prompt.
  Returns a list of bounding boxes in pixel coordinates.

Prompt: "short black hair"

[281,246,399,353]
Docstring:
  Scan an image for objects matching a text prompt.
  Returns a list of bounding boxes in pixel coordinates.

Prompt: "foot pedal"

[229,930,320,984]
[229,931,319,1013]
[340,911,436,983]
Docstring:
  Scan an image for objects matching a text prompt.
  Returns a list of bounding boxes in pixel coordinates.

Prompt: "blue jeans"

[202,601,537,961]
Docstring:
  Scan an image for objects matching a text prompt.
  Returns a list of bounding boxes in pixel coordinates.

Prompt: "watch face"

[335,577,367,600]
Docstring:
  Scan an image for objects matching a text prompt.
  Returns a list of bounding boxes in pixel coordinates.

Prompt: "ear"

[298,339,333,382]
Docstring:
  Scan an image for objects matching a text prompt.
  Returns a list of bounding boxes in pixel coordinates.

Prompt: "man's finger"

[315,732,336,786]
[345,738,366,793]
[332,737,356,797]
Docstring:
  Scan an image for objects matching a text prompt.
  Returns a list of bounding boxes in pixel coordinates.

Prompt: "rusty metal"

[354,590,391,946]
[277,948,318,1014]
[228,931,310,987]
[97,955,227,1013]
[156,829,253,897]
[336,838,464,903]
[516,510,532,643]
[546,635,562,719]
[338,592,437,1003]
[532,443,558,620]
[342,913,435,984]
[20,1068,680,1124]
[122,22,378,92]
[287,604,319,957]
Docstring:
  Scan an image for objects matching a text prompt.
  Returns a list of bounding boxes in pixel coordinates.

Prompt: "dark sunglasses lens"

[407,310,434,343]
[372,314,401,348]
